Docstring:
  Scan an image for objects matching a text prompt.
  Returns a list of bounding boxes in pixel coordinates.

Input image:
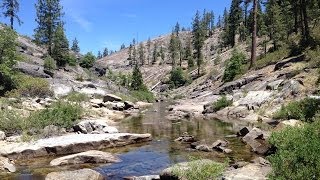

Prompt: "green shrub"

[67,53,78,66]
[80,52,96,69]
[169,67,187,88]
[273,98,320,122]
[212,96,233,112]
[25,101,83,131]
[64,92,89,102]
[131,90,155,103]
[44,56,57,70]
[268,120,320,180]
[223,50,246,82]
[171,159,226,180]
[131,64,146,91]
[306,46,320,68]
[7,74,53,98]
[0,109,24,135]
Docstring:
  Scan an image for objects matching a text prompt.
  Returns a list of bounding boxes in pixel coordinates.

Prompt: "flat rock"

[236,91,272,110]
[0,133,152,159]
[124,175,160,180]
[50,150,120,166]
[223,162,271,180]
[103,94,122,102]
[195,144,212,152]
[136,101,153,109]
[242,128,264,143]
[212,140,228,148]
[266,79,284,90]
[276,119,303,130]
[0,156,16,172]
[45,168,104,180]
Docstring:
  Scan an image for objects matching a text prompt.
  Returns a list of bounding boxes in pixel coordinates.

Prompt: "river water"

[2,102,256,179]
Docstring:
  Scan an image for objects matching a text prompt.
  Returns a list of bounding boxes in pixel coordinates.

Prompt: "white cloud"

[70,14,92,32]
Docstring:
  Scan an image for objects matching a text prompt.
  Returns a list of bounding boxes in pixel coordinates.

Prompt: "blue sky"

[0,0,231,54]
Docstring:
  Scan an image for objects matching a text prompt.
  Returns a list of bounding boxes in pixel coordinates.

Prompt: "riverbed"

[2,102,257,179]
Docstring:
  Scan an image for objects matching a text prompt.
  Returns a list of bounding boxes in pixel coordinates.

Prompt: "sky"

[0,0,231,54]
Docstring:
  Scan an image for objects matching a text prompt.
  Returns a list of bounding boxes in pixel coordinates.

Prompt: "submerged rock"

[46,168,104,180]
[0,133,152,159]
[50,150,120,166]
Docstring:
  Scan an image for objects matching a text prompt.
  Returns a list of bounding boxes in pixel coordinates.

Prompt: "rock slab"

[50,150,121,166]
[46,168,104,180]
[0,156,16,172]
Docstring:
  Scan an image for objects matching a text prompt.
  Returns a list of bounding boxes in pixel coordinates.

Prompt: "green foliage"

[7,74,53,98]
[273,98,320,122]
[131,90,155,103]
[169,67,187,88]
[65,92,89,102]
[306,46,320,68]
[268,120,320,180]
[52,24,69,67]
[25,101,83,131]
[254,47,290,69]
[212,96,233,112]
[171,159,226,180]
[80,52,96,69]
[223,50,246,82]
[0,27,18,95]
[0,109,24,134]
[1,0,22,29]
[43,55,57,70]
[34,0,63,55]
[131,64,146,91]
[67,53,77,66]
[192,11,206,76]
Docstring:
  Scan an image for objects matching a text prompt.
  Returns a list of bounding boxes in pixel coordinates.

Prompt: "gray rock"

[50,150,120,166]
[236,91,272,110]
[14,62,51,78]
[281,80,303,96]
[103,94,122,102]
[73,120,118,134]
[0,156,16,172]
[45,168,104,180]
[124,101,135,110]
[242,128,264,143]
[237,127,251,137]
[196,144,212,152]
[266,79,284,90]
[212,139,229,149]
[223,162,271,180]
[0,131,6,141]
[174,133,196,143]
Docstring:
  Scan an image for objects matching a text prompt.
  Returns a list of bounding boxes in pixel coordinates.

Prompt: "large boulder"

[0,131,6,141]
[266,79,284,90]
[242,128,264,143]
[45,168,104,180]
[103,94,122,102]
[14,62,51,78]
[50,150,120,166]
[274,54,305,71]
[73,120,119,134]
[124,101,135,110]
[242,128,271,155]
[0,156,16,172]
[235,91,272,110]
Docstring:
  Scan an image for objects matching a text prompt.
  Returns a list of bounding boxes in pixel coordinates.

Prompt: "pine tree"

[169,32,178,66]
[138,43,145,65]
[131,64,145,91]
[128,44,132,60]
[152,42,158,64]
[223,8,229,29]
[192,10,206,76]
[160,46,165,64]
[34,0,64,56]
[249,0,257,69]
[209,10,215,35]
[97,51,102,59]
[103,47,109,57]
[132,38,137,64]
[185,37,194,69]
[147,38,151,65]
[120,43,126,50]
[174,22,180,36]
[1,0,22,29]
[71,38,80,53]
[51,24,69,67]
[226,0,243,47]
[266,0,286,50]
